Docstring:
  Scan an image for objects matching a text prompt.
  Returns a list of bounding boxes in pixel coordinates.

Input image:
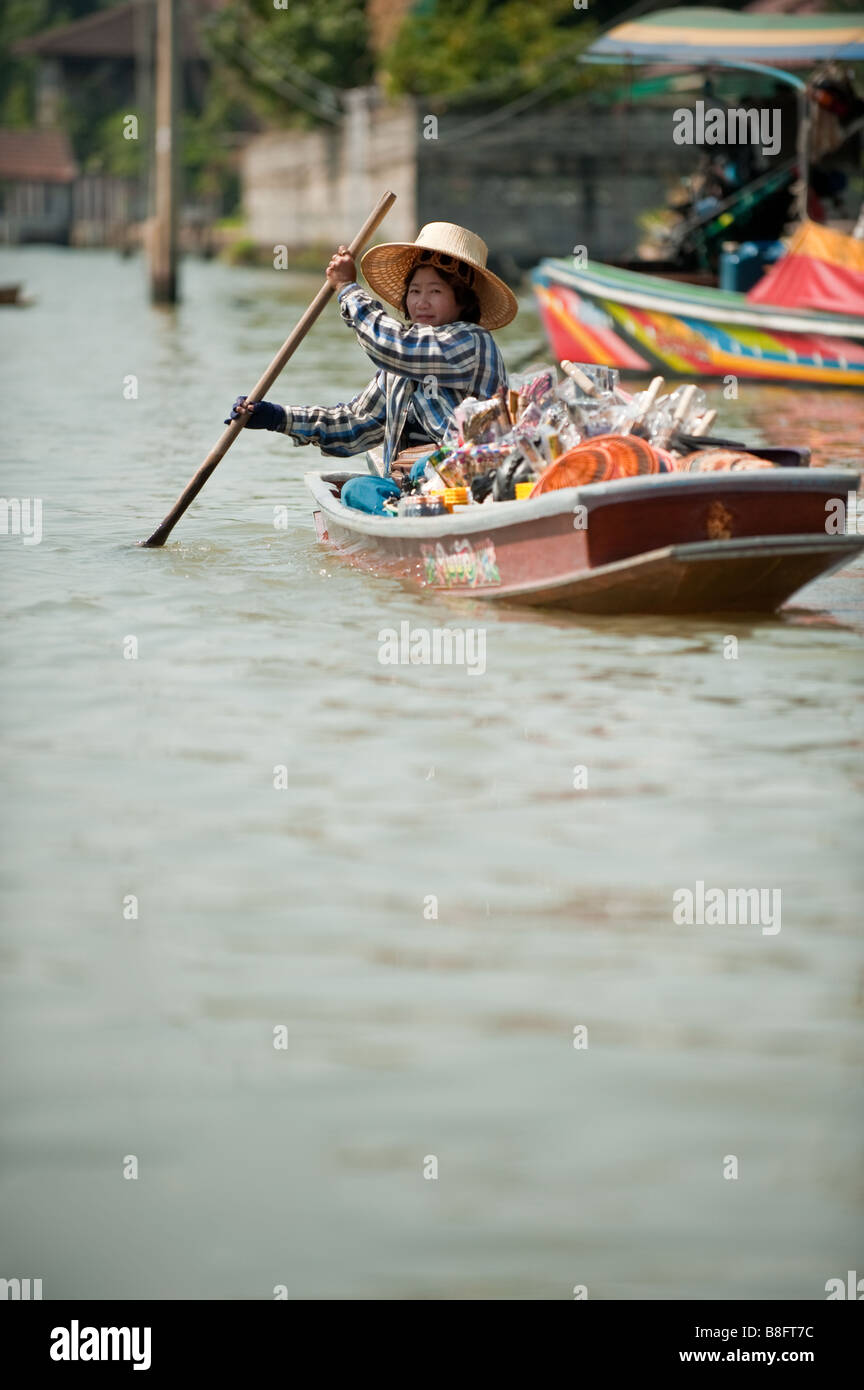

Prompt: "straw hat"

[360,222,518,330]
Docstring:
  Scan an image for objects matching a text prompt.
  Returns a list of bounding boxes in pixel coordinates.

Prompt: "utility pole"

[150,0,179,302]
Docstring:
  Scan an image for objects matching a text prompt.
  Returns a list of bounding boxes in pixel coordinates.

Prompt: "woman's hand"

[226,396,287,431]
[326,245,356,291]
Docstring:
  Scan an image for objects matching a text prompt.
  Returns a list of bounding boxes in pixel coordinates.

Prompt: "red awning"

[748,219,864,315]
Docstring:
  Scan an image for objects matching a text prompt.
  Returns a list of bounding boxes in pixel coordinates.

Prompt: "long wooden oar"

[140,189,397,547]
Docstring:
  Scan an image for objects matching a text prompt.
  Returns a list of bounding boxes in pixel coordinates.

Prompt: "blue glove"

[225,396,287,431]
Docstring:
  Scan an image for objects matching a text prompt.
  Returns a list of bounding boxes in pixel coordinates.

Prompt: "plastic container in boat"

[398,494,447,518]
[719,239,785,293]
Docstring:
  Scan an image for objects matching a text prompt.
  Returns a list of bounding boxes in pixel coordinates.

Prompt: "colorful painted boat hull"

[306,467,864,615]
[532,259,864,387]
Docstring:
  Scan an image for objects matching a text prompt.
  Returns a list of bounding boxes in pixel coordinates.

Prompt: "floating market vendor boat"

[533,10,864,385]
[306,461,863,616]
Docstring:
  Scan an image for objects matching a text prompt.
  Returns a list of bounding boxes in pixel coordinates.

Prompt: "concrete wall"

[241,89,704,266]
[242,89,417,250]
[417,101,698,269]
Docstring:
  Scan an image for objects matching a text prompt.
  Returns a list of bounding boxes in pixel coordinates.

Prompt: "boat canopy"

[747,219,864,315]
[588,8,864,66]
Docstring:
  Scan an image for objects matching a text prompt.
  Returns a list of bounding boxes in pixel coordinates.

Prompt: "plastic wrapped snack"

[507,425,548,471]
[543,396,586,452]
[643,397,679,450]
[422,447,459,489]
[560,361,621,399]
[509,364,559,414]
[549,373,626,438]
[463,439,513,468]
[579,396,629,439]
[435,453,470,487]
[612,379,663,438]
[422,462,452,491]
[453,393,511,446]
[413,443,468,490]
[645,385,709,449]
[550,376,581,407]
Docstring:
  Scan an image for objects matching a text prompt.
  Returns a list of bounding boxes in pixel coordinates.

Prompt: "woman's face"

[405,266,461,326]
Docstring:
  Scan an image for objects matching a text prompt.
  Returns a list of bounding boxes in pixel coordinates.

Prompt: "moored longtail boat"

[306,459,863,615]
[533,10,864,386]
[531,255,864,388]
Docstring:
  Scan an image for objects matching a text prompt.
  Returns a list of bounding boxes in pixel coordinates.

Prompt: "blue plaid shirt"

[280,282,508,472]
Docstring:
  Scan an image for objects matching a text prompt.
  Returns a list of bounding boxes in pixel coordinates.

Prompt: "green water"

[1,246,862,1299]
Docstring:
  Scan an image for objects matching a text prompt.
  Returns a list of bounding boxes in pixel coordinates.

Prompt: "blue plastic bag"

[341,475,401,517]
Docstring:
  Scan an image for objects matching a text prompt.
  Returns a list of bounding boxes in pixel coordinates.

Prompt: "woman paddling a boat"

[226,223,518,502]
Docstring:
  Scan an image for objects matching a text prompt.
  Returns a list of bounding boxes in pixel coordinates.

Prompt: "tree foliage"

[380,0,602,102]
[381,0,864,101]
[204,0,373,126]
[0,0,117,125]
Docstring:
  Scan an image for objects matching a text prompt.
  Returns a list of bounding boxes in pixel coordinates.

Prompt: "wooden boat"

[306,463,864,615]
[532,258,864,388]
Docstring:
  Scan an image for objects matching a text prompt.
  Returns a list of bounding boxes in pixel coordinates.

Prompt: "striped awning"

[589,8,864,66]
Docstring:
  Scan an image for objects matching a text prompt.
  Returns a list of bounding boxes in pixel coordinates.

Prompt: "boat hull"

[532,259,864,387]
[305,467,864,615]
[498,535,864,614]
